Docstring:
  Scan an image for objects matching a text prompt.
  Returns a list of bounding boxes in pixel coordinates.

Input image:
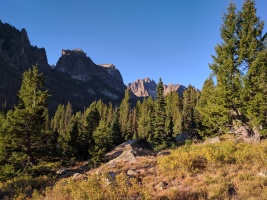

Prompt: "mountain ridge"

[128,77,187,98]
[0,21,126,114]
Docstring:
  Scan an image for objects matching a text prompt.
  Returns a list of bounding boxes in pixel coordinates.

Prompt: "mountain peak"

[61,49,85,56]
[128,78,186,98]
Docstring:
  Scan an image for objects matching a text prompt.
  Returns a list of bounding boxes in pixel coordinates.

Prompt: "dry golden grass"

[3,138,267,199]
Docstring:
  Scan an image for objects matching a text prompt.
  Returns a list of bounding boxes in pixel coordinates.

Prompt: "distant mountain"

[0,20,126,114]
[128,78,186,98]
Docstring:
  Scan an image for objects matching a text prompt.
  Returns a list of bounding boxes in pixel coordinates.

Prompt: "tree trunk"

[26,130,36,166]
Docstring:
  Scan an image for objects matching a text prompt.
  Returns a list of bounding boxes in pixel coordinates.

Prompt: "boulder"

[72,173,88,182]
[105,139,154,162]
[127,169,138,177]
[108,150,137,164]
[56,168,67,175]
[204,136,221,144]
[258,171,267,178]
[155,181,168,191]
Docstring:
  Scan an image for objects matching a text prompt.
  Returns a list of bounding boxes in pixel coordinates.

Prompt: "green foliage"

[182,85,201,137]
[6,66,50,167]
[91,120,113,163]
[119,88,131,140]
[200,0,267,138]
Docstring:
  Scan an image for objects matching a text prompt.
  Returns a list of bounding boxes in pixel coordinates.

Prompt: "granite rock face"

[128,78,157,98]
[128,78,186,98]
[0,21,126,113]
[55,49,125,92]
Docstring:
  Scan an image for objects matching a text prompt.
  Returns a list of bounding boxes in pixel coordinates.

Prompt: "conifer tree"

[110,108,123,145]
[137,99,149,139]
[7,66,49,165]
[91,120,112,163]
[209,2,243,130]
[238,0,267,138]
[200,0,267,138]
[182,85,201,137]
[119,88,131,140]
[196,77,226,137]
[153,78,167,148]
[51,104,65,135]
[79,102,100,159]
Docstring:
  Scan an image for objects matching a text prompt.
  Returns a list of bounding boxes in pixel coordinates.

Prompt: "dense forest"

[0,0,267,199]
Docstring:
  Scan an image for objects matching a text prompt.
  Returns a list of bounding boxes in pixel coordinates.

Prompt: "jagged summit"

[61,48,85,56]
[55,49,124,88]
[128,78,186,98]
[128,78,157,98]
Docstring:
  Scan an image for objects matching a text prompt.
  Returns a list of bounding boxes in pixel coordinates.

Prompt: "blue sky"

[1,0,267,89]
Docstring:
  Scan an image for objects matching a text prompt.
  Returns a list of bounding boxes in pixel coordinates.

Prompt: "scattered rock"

[258,171,267,178]
[228,186,237,196]
[72,173,88,182]
[56,168,67,175]
[103,172,116,185]
[157,151,171,156]
[155,181,168,191]
[105,139,154,160]
[204,136,221,144]
[127,169,138,177]
[136,169,146,176]
[148,167,155,174]
[108,150,137,164]
[78,163,90,173]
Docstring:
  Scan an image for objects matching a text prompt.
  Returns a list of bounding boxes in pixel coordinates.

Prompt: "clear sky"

[1,0,267,89]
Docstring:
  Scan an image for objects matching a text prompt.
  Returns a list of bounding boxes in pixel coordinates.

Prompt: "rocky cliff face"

[0,20,126,113]
[55,49,125,92]
[128,78,157,98]
[128,78,186,98]
[0,20,49,70]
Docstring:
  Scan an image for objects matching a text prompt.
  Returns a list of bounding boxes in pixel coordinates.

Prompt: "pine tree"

[91,120,113,164]
[119,88,131,140]
[153,78,167,148]
[209,2,243,130]
[110,108,123,146]
[238,0,267,138]
[78,102,100,159]
[196,77,225,137]
[7,66,49,166]
[51,104,65,135]
[182,85,201,137]
[137,99,149,139]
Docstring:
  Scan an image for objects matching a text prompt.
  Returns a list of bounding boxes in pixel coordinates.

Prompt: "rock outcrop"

[128,78,186,98]
[128,78,157,98]
[56,49,125,92]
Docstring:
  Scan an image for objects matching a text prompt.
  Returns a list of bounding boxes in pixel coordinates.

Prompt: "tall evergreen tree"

[238,0,267,138]
[209,2,243,130]
[78,102,100,159]
[182,85,201,137]
[7,66,49,165]
[153,78,167,148]
[119,88,131,140]
[196,77,224,137]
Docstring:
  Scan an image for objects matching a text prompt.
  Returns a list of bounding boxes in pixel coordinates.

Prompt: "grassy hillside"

[2,136,267,199]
